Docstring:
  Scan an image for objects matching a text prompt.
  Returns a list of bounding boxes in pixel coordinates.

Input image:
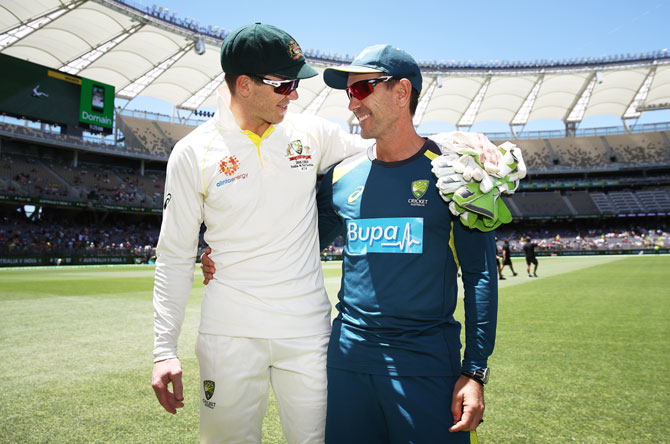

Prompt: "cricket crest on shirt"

[202,380,216,409]
[409,179,429,207]
[285,139,314,171]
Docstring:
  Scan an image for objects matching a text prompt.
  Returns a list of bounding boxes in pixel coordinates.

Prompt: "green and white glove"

[430,132,527,232]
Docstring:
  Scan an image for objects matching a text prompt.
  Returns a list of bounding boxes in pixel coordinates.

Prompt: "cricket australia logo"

[219,155,240,176]
[285,139,314,171]
[288,40,304,60]
[202,380,216,409]
[409,180,429,207]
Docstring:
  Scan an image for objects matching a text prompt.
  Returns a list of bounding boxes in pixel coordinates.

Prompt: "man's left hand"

[200,246,216,285]
[449,375,485,432]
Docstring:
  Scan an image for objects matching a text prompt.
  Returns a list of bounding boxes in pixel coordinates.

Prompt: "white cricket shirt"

[153,90,368,361]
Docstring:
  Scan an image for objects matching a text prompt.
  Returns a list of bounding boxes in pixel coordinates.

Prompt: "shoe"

[528,274,532,277]
[513,272,518,276]
[499,276,506,280]
[533,273,538,277]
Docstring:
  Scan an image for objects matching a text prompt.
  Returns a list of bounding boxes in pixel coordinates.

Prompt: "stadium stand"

[636,188,670,212]
[564,191,600,216]
[548,136,610,167]
[116,113,173,157]
[505,191,575,218]
[0,0,669,263]
[607,132,670,164]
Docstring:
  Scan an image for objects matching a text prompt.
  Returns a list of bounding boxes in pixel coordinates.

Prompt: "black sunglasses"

[249,74,300,95]
[346,76,395,100]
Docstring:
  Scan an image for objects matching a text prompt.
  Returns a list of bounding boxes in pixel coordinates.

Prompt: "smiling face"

[346,72,399,140]
[246,74,299,133]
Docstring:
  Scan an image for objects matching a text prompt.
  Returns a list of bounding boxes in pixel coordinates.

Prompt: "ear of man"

[393,78,413,111]
[235,75,254,98]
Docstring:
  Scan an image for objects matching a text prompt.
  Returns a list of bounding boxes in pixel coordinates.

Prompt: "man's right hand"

[200,246,216,285]
[151,357,184,414]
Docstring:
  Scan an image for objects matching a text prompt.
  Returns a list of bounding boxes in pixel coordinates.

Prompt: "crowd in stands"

[1,207,666,261]
[0,155,71,198]
[0,152,166,208]
[495,222,669,254]
[0,211,161,257]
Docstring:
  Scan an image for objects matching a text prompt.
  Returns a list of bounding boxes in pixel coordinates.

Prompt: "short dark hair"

[385,78,419,117]
[224,73,263,94]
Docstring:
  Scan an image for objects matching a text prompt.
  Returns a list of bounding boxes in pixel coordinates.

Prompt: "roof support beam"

[0,1,85,50]
[564,72,597,125]
[59,22,144,75]
[457,76,490,129]
[303,87,332,115]
[413,77,438,127]
[511,75,543,126]
[623,66,656,119]
[179,72,225,110]
[117,42,194,99]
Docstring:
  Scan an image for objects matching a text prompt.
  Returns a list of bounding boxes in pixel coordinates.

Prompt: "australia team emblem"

[203,380,215,400]
[409,180,429,207]
[202,380,216,409]
[285,139,314,171]
[411,180,429,199]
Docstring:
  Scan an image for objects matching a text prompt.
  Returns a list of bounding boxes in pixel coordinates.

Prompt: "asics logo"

[163,193,171,210]
[348,186,365,204]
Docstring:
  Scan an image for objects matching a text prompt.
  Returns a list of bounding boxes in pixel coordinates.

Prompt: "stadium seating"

[505,191,574,217]
[636,188,670,212]
[607,133,669,164]
[549,136,610,167]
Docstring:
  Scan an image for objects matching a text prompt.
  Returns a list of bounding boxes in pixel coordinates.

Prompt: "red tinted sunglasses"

[249,74,300,95]
[346,76,395,100]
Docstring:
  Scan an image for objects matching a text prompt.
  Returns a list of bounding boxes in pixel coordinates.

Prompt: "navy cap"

[220,23,317,79]
[323,44,422,94]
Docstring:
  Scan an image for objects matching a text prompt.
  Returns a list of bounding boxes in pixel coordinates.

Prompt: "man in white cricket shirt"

[151,23,368,444]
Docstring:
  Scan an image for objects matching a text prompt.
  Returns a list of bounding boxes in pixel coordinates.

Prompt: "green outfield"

[0,255,668,443]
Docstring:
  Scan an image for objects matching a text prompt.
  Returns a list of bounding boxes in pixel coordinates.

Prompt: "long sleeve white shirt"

[153,90,368,361]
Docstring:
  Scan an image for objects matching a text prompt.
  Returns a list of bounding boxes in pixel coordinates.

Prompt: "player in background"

[500,239,517,277]
[316,44,497,444]
[523,237,539,277]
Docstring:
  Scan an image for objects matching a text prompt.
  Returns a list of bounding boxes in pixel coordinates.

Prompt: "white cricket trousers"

[195,333,329,444]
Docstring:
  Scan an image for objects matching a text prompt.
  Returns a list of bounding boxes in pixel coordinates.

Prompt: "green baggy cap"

[220,23,317,79]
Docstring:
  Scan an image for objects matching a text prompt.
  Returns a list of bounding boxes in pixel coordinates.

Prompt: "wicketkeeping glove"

[430,132,527,232]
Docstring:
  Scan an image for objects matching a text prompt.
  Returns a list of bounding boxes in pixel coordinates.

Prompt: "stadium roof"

[2,0,670,133]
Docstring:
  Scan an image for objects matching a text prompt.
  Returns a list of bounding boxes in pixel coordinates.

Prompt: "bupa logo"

[346,217,423,254]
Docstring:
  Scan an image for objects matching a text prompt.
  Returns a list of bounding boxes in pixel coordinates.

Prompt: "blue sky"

[129,0,670,132]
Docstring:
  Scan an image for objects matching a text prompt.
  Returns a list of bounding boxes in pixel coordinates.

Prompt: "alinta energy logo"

[409,180,429,207]
[216,155,248,187]
[219,155,240,176]
[202,380,216,409]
